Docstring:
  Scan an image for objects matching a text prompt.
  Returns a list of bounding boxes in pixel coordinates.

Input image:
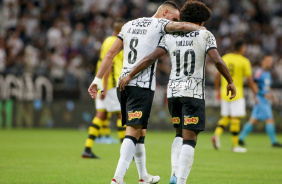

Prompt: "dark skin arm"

[214,71,221,101]
[118,47,167,91]
[208,49,236,99]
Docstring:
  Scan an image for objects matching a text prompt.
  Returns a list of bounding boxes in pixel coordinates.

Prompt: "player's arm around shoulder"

[118,46,167,91]
[165,21,206,33]
[89,38,123,99]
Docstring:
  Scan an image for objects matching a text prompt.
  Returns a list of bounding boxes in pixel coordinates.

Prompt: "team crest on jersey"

[128,111,142,120]
[184,116,199,125]
[171,117,180,124]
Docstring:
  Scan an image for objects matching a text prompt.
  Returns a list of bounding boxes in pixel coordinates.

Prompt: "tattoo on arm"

[166,22,203,33]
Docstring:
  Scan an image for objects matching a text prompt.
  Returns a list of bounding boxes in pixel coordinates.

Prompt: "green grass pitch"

[0,129,282,184]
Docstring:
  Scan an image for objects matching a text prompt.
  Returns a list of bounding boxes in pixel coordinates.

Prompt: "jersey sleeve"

[158,18,171,34]
[205,31,217,52]
[243,59,252,77]
[157,35,168,53]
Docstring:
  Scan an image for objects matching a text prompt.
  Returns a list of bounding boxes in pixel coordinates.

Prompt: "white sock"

[171,136,183,176]
[177,144,195,184]
[134,143,148,180]
[114,138,136,181]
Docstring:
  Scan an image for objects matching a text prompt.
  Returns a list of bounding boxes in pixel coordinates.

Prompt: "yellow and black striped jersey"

[96,36,123,90]
[220,53,252,101]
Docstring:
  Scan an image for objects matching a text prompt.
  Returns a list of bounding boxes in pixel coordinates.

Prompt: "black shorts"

[168,97,205,132]
[117,86,154,129]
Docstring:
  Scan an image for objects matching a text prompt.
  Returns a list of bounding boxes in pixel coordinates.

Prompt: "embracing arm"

[165,22,205,33]
[208,49,236,99]
[118,47,167,91]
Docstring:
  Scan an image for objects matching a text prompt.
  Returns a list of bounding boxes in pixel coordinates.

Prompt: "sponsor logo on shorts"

[128,111,142,121]
[172,117,180,124]
[184,116,199,125]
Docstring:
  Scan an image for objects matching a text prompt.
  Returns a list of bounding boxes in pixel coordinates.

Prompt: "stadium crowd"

[0,0,282,94]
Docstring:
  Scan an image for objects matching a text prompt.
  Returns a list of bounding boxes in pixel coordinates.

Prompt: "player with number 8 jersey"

[117,18,171,91]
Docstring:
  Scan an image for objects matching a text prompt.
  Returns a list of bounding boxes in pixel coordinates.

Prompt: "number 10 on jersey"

[173,49,196,77]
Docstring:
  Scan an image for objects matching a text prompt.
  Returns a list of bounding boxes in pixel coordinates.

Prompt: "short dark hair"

[114,18,126,33]
[180,0,211,23]
[162,1,180,11]
[234,40,245,51]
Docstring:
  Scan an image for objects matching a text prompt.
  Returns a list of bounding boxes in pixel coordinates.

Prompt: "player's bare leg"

[177,129,198,184]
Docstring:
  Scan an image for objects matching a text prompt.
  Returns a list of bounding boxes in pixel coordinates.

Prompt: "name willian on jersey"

[176,40,193,47]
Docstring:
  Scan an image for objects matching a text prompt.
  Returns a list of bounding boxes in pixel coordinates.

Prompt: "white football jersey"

[158,30,217,99]
[117,17,171,91]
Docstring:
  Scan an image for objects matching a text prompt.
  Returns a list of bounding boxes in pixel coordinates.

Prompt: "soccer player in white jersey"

[118,1,236,184]
[88,1,206,183]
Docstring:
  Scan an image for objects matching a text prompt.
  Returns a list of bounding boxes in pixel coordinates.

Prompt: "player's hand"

[88,77,104,99]
[226,83,236,100]
[216,89,221,101]
[118,75,132,91]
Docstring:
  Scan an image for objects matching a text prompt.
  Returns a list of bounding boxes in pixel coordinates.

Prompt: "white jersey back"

[117,17,170,91]
[158,30,217,99]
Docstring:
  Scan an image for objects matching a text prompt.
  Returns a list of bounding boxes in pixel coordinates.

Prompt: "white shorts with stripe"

[221,98,246,117]
[95,88,121,112]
